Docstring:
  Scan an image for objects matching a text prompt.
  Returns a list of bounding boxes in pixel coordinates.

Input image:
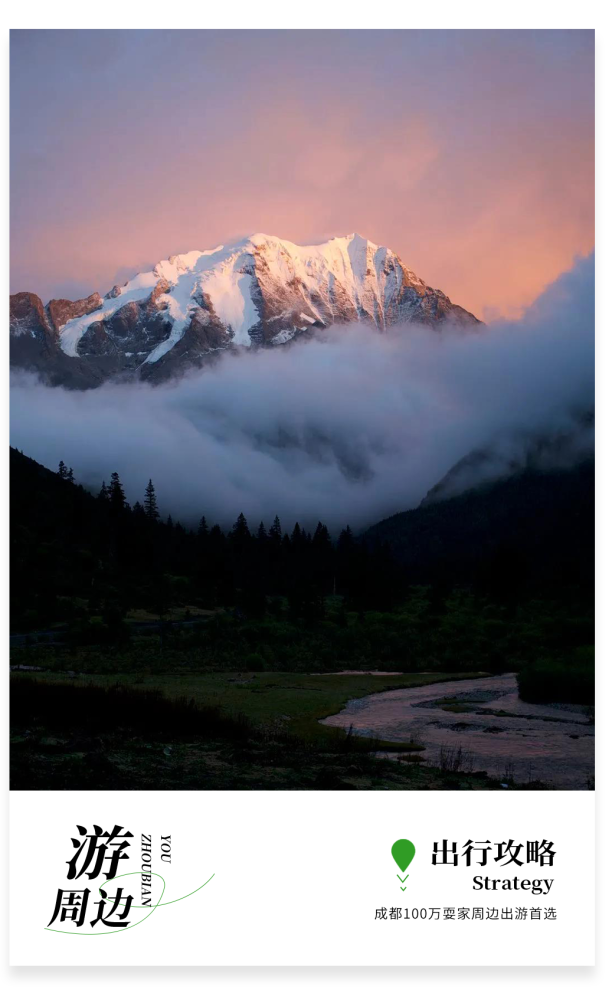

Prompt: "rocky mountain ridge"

[10,233,481,388]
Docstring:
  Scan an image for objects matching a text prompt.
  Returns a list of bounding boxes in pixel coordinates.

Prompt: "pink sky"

[11,30,594,320]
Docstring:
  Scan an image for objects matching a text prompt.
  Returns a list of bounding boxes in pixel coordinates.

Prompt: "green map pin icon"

[392,839,416,873]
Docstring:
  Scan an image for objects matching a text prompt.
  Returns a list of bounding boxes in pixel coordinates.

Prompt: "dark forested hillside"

[11,448,594,637]
[9,448,400,633]
[9,442,593,693]
[362,460,594,605]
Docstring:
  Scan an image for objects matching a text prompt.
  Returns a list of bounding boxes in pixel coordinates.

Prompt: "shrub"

[244,652,267,672]
[518,647,594,705]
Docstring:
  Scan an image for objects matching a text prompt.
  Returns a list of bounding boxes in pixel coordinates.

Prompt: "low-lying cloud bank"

[10,254,594,533]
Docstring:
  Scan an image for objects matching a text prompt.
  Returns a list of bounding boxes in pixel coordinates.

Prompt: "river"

[320,672,594,789]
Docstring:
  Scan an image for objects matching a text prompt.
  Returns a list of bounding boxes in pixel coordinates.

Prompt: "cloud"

[10,255,594,534]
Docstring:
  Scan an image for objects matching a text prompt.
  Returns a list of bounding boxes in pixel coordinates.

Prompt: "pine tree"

[209,524,223,543]
[338,525,354,552]
[109,472,126,514]
[66,467,75,484]
[231,512,251,543]
[58,461,67,480]
[133,500,145,517]
[268,515,282,546]
[98,481,109,501]
[198,516,209,537]
[144,479,159,519]
[312,522,333,592]
[312,522,331,551]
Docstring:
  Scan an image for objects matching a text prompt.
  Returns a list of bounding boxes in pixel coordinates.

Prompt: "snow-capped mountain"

[10,233,480,387]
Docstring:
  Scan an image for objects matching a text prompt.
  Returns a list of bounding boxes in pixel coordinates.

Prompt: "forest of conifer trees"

[11,449,402,633]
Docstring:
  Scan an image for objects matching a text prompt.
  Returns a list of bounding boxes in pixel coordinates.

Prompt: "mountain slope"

[362,459,594,601]
[10,233,480,388]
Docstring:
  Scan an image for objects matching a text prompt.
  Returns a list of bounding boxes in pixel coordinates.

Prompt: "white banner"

[9,789,594,966]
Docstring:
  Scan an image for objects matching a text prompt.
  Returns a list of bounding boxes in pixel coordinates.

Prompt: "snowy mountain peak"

[10,233,481,388]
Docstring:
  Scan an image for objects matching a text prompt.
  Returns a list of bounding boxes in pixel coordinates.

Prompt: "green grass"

[16,669,487,751]
[11,670,518,791]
